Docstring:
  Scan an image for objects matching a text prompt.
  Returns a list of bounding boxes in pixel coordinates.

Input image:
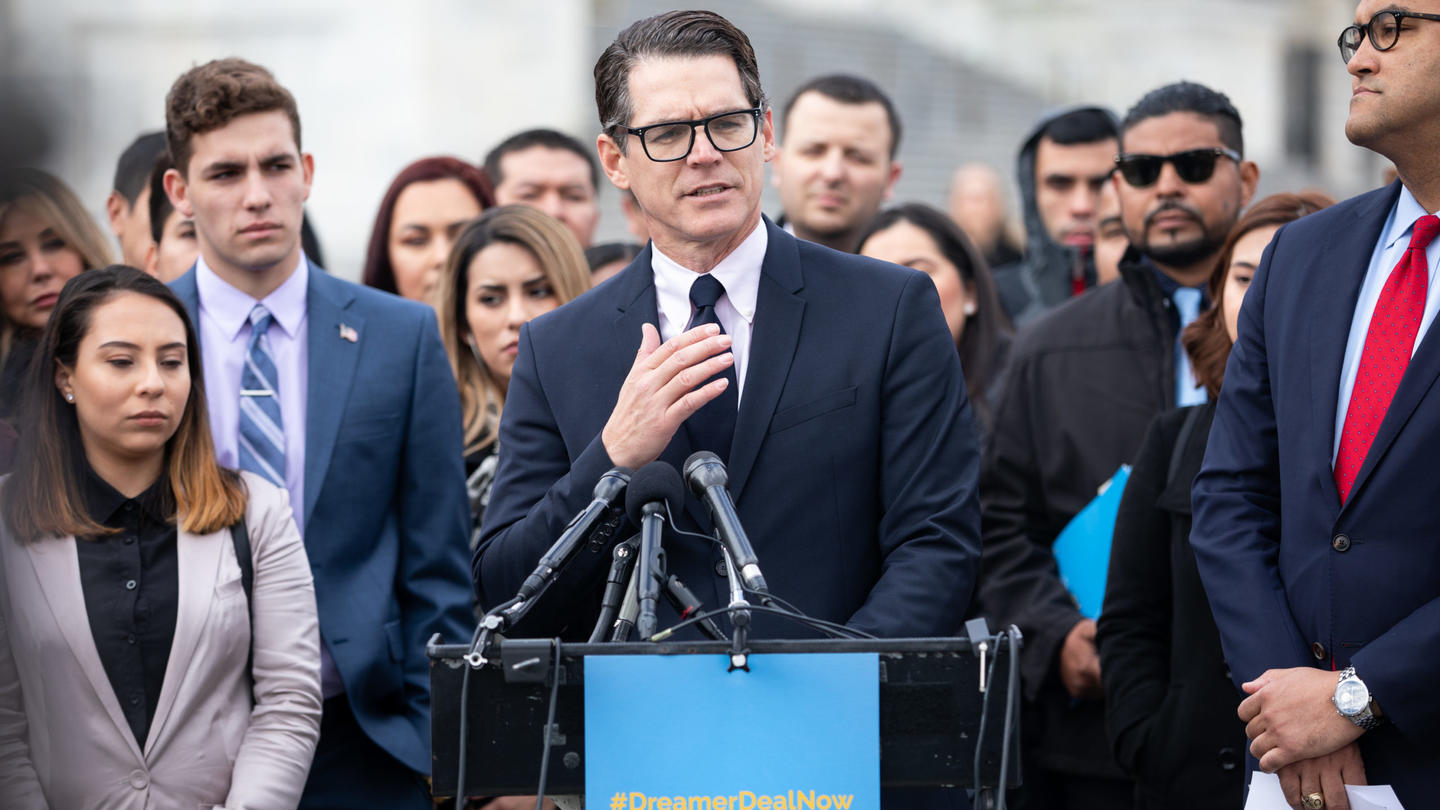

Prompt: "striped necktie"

[238,304,286,487]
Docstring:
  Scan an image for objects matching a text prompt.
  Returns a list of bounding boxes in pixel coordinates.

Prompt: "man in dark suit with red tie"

[1192,2,1440,806]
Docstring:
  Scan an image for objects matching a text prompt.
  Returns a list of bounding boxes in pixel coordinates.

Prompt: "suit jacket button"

[1311,641,1327,661]
[129,769,149,789]
[714,559,728,577]
[1333,533,1351,552]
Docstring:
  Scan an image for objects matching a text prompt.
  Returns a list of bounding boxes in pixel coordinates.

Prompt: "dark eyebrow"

[0,240,19,252]
[202,160,245,175]
[260,153,294,166]
[479,275,549,291]
[97,340,187,351]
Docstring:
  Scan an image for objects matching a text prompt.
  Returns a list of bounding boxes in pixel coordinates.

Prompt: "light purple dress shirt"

[195,253,344,697]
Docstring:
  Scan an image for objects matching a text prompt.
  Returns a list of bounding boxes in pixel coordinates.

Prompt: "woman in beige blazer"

[0,266,322,809]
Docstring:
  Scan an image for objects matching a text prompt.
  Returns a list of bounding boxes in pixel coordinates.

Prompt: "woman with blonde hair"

[434,205,590,544]
[0,267,322,808]
[0,168,112,420]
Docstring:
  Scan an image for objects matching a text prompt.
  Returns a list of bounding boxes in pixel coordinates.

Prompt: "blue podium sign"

[584,652,880,810]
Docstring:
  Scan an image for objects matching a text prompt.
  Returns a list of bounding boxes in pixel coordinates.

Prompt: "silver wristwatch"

[1332,666,1383,730]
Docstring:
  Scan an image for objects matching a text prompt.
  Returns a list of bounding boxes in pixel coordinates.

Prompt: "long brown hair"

[434,205,591,456]
[2,266,246,541]
[1182,191,1336,396]
[0,168,113,362]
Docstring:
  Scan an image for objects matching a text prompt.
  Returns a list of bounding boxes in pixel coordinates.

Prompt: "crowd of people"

[1,3,1437,809]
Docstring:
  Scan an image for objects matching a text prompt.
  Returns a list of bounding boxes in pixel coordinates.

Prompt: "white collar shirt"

[651,220,766,403]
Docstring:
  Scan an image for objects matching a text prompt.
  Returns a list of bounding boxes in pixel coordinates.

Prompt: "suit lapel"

[143,526,223,757]
[609,248,708,526]
[1309,184,1400,508]
[728,220,805,503]
[303,264,363,526]
[23,538,143,762]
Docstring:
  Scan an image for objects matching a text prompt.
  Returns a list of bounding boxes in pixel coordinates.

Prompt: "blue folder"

[1052,465,1131,619]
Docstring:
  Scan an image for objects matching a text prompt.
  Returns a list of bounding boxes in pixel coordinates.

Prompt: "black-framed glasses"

[1115,148,1241,188]
[1338,10,1440,63]
[621,108,762,162]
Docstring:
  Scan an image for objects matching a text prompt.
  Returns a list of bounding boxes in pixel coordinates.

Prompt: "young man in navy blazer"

[1193,1,1440,805]
[478,10,978,655]
[162,59,473,808]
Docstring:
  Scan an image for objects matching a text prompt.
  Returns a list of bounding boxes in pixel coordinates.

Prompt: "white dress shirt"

[1333,186,1440,462]
[651,220,767,403]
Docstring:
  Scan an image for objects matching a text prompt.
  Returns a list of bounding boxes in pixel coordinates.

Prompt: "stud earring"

[963,301,978,316]
[65,392,75,403]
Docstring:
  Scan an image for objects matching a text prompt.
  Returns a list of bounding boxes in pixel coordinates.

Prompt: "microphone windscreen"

[625,460,686,525]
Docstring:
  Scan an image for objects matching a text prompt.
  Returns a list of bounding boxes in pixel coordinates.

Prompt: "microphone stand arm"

[721,546,751,672]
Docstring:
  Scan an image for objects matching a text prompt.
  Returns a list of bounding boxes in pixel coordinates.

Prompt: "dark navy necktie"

[684,273,738,462]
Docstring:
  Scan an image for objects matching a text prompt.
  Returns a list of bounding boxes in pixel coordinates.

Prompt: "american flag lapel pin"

[339,323,359,343]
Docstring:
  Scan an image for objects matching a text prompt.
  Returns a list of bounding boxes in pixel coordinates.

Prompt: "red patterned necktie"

[1334,214,1440,503]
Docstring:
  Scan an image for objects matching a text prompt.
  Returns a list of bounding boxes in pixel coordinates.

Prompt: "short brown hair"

[1181,190,1336,397]
[165,58,301,176]
[2,266,246,541]
[434,205,591,455]
[594,10,767,150]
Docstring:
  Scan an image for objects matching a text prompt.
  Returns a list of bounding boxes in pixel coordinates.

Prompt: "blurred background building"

[3,0,1376,280]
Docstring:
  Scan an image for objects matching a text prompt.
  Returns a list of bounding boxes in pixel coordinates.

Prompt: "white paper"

[1245,771,1406,810]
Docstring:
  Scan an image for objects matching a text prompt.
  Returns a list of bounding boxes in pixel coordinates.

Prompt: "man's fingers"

[1260,744,1297,775]
[1341,744,1367,786]
[669,377,731,422]
[1239,692,1262,723]
[1320,758,1350,810]
[639,323,723,371]
[637,323,663,357]
[659,351,735,403]
[1245,713,1267,742]
[1278,763,1302,809]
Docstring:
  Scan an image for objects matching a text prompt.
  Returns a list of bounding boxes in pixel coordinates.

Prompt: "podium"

[429,633,1021,804]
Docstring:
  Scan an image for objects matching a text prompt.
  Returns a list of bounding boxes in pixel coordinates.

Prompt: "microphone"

[625,461,686,639]
[514,466,632,602]
[683,451,769,595]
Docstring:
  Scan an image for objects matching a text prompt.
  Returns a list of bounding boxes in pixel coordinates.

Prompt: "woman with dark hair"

[857,203,1014,438]
[361,157,495,302]
[1096,191,1335,809]
[0,267,321,808]
[1,168,113,421]
[433,205,591,544]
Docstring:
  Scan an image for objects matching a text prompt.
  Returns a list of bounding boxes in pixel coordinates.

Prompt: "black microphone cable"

[533,637,563,810]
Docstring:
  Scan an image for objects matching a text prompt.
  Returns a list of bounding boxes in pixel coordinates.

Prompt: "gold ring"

[1303,793,1325,810]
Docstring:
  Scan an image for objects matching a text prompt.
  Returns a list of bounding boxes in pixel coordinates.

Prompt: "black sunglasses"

[1115,148,1241,188]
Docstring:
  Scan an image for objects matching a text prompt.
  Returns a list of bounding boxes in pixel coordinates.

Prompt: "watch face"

[1336,679,1369,715]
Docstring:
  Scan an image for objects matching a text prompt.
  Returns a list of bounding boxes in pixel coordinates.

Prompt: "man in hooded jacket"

[993,107,1120,326]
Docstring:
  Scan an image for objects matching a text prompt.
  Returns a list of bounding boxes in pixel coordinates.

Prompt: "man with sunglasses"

[1193,3,1440,806]
[476,10,978,775]
[975,80,1256,810]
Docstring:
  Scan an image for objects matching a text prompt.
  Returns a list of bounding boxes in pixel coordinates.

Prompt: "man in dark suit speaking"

[1192,2,1440,805]
[475,9,979,644]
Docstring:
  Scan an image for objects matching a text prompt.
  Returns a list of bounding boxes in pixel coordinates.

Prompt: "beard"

[1137,204,1225,270]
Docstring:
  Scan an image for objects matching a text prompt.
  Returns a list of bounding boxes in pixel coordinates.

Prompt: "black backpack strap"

[229,517,255,687]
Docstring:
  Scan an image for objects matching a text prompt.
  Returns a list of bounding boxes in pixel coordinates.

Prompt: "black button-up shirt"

[76,467,178,748]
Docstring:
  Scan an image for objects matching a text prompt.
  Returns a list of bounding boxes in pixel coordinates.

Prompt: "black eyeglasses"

[1115,148,1241,188]
[1338,10,1440,63]
[620,108,762,162]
